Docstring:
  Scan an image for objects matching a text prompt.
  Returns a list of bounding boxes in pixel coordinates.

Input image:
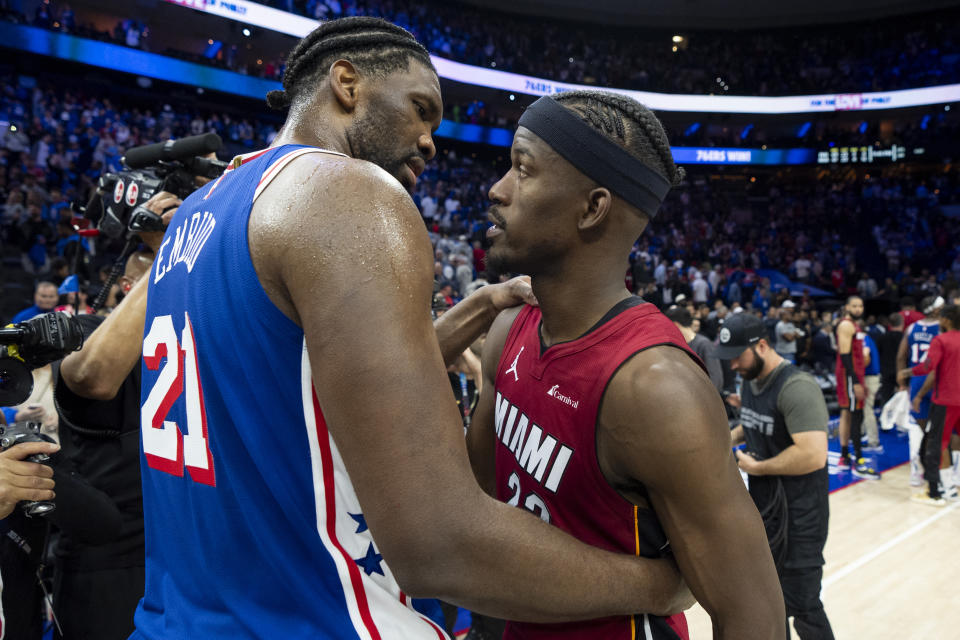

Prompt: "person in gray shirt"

[719,313,834,640]
[665,306,723,392]
[775,302,801,363]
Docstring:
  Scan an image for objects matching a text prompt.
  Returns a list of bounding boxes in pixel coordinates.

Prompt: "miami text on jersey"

[494,391,573,493]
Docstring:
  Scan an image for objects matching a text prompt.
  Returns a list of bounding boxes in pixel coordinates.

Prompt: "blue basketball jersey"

[133,145,449,640]
[907,319,940,370]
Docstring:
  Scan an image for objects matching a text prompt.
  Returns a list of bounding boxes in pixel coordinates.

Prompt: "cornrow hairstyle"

[266,17,434,110]
[552,90,685,188]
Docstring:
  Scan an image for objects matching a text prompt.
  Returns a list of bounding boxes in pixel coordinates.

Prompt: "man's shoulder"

[689,332,713,352]
[11,306,39,323]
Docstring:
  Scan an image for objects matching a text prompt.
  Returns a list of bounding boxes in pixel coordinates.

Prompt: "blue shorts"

[910,376,932,421]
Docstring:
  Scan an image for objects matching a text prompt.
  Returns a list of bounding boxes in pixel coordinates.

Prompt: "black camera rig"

[0,312,84,407]
[72,133,228,310]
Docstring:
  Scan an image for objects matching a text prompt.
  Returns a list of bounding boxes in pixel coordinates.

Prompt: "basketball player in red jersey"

[467,91,784,639]
[835,296,881,478]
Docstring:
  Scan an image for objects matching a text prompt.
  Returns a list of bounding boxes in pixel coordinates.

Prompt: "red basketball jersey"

[493,300,700,640]
[834,318,866,383]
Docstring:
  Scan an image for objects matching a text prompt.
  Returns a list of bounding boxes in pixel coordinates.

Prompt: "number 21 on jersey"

[141,313,216,486]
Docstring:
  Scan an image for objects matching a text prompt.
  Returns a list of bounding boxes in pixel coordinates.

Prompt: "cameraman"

[1,420,122,640]
[721,313,834,640]
[52,192,180,640]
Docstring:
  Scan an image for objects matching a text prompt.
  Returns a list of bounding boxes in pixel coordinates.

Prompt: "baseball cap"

[781,300,796,309]
[715,313,768,360]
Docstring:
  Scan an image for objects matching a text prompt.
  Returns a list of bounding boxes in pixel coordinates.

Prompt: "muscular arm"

[252,157,689,622]
[740,431,827,476]
[599,348,784,638]
[896,332,909,374]
[465,307,522,497]
[60,191,177,401]
[837,320,855,356]
[434,277,534,367]
[60,273,149,400]
[915,371,936,402]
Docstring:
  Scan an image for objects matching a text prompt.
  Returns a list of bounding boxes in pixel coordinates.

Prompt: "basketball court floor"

[685,426,960,639]
[445,425,960,638]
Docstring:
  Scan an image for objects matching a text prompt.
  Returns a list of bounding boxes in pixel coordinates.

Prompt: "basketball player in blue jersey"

[466,91,784,639]
[135,18,695,640]
[897,296,943,485]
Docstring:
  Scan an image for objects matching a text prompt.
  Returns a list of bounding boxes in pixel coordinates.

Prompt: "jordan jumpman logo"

[506,346,524,382]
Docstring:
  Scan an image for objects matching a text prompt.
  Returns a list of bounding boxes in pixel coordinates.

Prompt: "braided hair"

[266,17,433,110]
[552,90,685,189]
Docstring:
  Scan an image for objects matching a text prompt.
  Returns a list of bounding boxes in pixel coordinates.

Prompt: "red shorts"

[941,404,960,448]
[836,371,864,410]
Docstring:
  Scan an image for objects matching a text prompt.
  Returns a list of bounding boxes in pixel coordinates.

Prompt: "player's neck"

[270,118,350,156]
[534,274,632,347]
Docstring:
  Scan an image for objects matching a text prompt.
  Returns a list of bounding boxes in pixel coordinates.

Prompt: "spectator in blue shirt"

[10,281,59,323]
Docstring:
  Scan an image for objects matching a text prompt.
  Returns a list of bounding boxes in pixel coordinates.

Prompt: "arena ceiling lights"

[163,0,960,114]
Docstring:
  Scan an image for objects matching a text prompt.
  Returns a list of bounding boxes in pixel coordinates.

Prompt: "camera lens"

[0,357,33,406]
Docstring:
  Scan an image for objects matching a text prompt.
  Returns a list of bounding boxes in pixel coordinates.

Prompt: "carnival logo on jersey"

[505,345,524,382]
[154,210,218,284]
[546,384,579,409]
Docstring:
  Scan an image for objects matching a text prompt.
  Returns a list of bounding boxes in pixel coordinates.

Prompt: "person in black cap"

[719,313,835,640]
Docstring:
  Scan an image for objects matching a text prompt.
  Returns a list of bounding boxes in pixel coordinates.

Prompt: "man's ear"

[118,275,133,293]
[329,59,361,113]
[578,187,613,232]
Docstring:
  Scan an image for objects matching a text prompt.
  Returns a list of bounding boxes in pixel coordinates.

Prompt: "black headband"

[517,96,672,218]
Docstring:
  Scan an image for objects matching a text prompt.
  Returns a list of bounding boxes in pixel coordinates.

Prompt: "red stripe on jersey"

[257,148,303,187]
[420,616,448,640]
[312,388,382,640]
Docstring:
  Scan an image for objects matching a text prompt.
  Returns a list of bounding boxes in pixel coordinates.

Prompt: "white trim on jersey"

[643,613,654,640]
[0,567,5,640]
[300,342,450,640]
[253,147,347,204]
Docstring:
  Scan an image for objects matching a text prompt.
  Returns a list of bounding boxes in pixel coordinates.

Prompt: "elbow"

[373,520,465,598]
[62,365,119,401]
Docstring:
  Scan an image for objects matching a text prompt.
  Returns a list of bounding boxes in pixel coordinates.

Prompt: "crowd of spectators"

[4,0,958,96]
[2,67,960,323]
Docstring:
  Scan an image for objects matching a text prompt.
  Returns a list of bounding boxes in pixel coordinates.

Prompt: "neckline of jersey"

[537,296,647,358]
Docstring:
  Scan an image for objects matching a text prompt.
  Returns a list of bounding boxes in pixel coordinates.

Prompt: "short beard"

[740,347,766,381]
[486,240,563,280]
[346,104,413,191]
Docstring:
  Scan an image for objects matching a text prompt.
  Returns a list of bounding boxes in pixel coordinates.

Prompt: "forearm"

[916,372,935,400]
[911,358,936,377]
[752,443,825,476]
[730,425,744,445]
[434,288,497,367]
[60,274,149,399]
[655,489,784,639]
[839,353,863,384]
[429,498,681,621]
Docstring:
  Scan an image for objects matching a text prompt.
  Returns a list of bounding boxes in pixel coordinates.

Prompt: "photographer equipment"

[0,312,84,406]
[72,133,228,310]
[0,422,56,516]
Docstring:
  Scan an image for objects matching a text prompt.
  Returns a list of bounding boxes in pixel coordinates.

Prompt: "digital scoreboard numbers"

[817,145,907,164]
